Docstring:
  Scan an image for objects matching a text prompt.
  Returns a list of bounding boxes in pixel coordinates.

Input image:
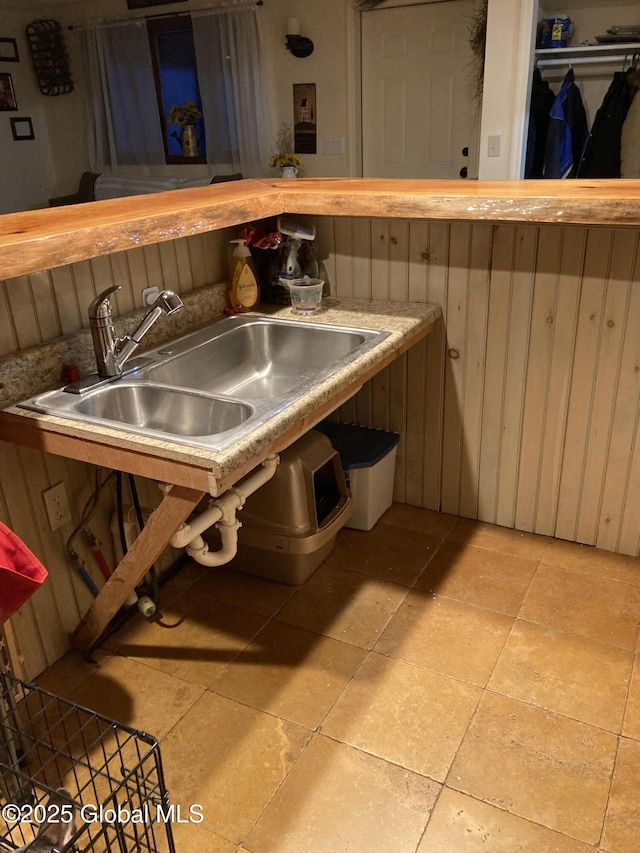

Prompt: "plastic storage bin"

[224,430,352,584]
[316,423,400,531]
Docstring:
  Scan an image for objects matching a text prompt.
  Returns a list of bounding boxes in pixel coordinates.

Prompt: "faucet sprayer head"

[87,286,183,378]
[153,290,183,315]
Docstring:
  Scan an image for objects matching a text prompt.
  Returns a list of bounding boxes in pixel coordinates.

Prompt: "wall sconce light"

[286,17,314,58]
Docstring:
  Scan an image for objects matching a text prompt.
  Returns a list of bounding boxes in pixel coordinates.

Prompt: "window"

[82,6,270,175]
[147,17,206,164]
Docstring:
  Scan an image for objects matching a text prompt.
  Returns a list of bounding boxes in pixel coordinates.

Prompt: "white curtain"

[192,5,272,177]
[80,3,272,176]
[80,22,165,171]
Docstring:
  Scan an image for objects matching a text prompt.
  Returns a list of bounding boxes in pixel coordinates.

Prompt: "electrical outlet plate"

[42,481,72,532]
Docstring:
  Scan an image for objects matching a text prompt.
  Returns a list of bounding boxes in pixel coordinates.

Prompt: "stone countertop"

[0,298,441,495]
[0,281,230,410]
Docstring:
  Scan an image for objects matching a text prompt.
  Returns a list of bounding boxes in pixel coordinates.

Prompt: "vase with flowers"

[167,101,203,157]
[269,123,302,177]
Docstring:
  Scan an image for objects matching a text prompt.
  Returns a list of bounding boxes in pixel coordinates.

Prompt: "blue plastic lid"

[315,423,399,469]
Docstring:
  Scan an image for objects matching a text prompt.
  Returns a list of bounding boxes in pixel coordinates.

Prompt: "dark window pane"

[148,17,206,163]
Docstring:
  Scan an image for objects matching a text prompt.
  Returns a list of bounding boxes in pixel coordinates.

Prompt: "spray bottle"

[228,237,259,312]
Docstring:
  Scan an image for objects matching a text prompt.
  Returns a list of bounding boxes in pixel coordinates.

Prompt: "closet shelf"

[535,43,640,67]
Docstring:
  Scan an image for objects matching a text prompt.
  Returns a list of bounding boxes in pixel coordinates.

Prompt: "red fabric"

[0,521,48,624]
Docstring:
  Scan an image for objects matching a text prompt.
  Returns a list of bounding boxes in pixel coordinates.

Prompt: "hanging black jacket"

[577,70,631,178]
[525,68,556,177]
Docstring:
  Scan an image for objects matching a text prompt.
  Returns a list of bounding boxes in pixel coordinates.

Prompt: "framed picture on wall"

[293,83,317,154]
[0,72,17,110]
[0,38,19,62]
[10,117,34,140]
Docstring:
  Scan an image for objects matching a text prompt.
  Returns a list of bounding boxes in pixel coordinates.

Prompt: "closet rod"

[536,55,634,68]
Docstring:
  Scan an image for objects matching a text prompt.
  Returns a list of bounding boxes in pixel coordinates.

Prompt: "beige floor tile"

[188,563,296,617]
[448,517,550,560]
[601,737,640,852]
[67,654,203,740]
[448,692,617,845]
[35,649,104,696]
[489,620,633,731]
[104,588,268,687]
[211,621,365,729]
[542,537,640,587]
[416,541,537,615]
[160,691,310,844]
[159,560,209,605]
[622,659,640,740]
[277,561,408,649]
[379,502,458,540]
[245,735,439,853]
[375,591,512,686]
[327,524,441,586]
[29,515,639,853]
[418,788,596,852]
[519,563,640,650]
[169,822,236,853]
[322,653,480,781]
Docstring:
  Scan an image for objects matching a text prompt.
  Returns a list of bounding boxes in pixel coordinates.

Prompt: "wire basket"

[0,672,175,853]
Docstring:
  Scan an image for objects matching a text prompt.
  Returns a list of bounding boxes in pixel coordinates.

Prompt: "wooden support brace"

[72,484,205,653]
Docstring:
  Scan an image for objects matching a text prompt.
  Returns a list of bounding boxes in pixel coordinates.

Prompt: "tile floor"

[36,503,640,852]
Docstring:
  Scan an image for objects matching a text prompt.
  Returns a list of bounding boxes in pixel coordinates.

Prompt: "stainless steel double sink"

[20,315,390,450]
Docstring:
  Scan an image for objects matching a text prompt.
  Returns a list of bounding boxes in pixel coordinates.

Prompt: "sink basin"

[19,315,390,450]
[148,317,370,398]
[76,383,251,436]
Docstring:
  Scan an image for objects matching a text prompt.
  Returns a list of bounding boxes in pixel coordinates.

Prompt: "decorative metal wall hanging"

[26,20,73,96]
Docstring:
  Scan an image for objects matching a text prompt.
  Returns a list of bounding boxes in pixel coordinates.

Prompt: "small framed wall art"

[0,72,17,110]
[293,83,316,154]
[0,38,19,62]
[10,117,34,141]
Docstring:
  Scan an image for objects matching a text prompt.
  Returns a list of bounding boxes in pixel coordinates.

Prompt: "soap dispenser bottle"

[228,238,259,312]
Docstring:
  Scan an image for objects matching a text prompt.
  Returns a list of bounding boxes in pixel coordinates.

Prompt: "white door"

[362,0,480,179]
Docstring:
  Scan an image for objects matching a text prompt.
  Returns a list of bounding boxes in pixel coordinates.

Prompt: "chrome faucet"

[89,285,184,378]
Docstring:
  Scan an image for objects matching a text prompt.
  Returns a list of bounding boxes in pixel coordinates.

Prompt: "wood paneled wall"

[319,217,640,557]
[0,230,228,678]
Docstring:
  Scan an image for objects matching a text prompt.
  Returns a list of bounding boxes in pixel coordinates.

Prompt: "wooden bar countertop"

[2,178,640,281]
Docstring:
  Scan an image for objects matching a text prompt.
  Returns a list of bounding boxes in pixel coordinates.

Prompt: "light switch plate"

[323,137,345,156]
